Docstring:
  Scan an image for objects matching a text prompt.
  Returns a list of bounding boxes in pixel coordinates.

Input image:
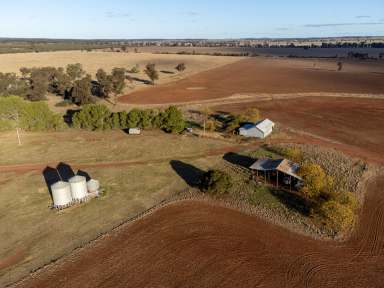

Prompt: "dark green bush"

[200,170,233,195]
[72,104,111,130]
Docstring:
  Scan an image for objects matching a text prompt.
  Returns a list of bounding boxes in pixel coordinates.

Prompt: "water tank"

[69,175,88,201]
[87,179,100,193]
[51,181,72,207]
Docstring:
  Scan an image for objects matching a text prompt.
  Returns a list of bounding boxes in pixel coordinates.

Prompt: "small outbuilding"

[128,128,141,135]
[239,119,275,139]
[250,158,302,189]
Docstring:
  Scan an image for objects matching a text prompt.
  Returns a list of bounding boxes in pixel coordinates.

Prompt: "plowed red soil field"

[119,58,384,104]
[216,97,384,164]
[15,175,384,288]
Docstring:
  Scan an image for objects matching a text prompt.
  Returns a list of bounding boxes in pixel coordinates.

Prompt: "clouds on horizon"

[304,22,384,28]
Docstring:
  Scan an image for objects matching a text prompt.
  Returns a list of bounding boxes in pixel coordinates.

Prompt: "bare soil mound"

[15,175,384,288]
[119,58,384,104]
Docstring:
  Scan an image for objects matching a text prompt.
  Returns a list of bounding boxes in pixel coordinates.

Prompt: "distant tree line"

[0,62,172,105]
[0,63,127,105]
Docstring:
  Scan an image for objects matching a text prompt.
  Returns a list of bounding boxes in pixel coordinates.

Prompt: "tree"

[175,63,186,72]
[200,170,233,195]
[50,67,72,97]
[0,96,65,131]
[66,63,85,83]
[111,68,126,95]
[72,104,112,130]
[127,109,141,128]
[318,200,354,232]
[96,69,113,98]
[160,106,185,133]
[27,69,50,101]
[144,63,159,85]
[119,111,128,129]
[298,163,333,199]
[72,75,93,105]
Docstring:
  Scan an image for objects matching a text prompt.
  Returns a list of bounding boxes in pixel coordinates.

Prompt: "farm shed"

[239,119,275,139]
[128,128,141,135]
[250,158,302,189]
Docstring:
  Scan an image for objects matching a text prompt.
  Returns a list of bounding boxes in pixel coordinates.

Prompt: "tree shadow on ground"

[223,152,255,168]
[269,188,312,216]
[160,70,175,74]
[170,160,205,187]
[130,77,152,85]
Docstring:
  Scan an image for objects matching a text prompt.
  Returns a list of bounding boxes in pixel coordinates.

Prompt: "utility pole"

[16,128,22,146]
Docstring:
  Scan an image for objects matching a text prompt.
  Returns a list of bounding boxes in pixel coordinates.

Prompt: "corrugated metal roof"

[249,158,283,171]
[250,158,302,180]
[255,119,275,133]
[276,159,302,180]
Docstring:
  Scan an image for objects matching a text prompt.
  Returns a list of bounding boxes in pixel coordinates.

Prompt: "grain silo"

[51,181,72,208]
[87,179,100,194]
[69,175,88,202]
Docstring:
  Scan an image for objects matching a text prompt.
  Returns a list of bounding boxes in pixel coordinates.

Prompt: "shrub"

[240,108,261,123]
[175,63,186,72]
[205,119,217,132]
[200,170,233,196]
[72,104,112,130]
[298,163,334,199]
[318,200,355,232]
[160,106,186,133]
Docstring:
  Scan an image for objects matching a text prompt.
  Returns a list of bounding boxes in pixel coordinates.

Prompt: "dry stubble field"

[0,50,241,95]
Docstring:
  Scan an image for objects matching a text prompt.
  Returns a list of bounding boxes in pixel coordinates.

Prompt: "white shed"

[239,119,275,139]
[128,128,141,135]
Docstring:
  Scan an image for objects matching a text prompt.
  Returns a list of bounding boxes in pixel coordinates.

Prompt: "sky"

[1,0,383,39]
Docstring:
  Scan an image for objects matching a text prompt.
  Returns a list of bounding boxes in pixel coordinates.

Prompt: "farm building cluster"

[51,176,100,210]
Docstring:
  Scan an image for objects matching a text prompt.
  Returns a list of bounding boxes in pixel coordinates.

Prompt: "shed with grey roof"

[239,119,275,139]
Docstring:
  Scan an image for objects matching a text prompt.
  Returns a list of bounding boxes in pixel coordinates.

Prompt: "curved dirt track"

[119,58,384,104]
[15,174,384,288]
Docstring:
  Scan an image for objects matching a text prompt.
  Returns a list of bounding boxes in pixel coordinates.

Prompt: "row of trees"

[72,104,186,133]
[0,62,187,105]
[0,64,125,104]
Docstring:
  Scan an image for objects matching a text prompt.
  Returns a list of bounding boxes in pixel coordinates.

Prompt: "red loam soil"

[119,58,384,104]
[216,96,384,164]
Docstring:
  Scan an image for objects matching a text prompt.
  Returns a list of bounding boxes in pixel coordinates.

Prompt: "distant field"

[119,57,384,105]
[138,46,384,58]
[0,130,233,287]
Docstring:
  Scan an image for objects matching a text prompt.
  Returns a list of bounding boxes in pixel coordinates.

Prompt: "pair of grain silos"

[51,175,100,209]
